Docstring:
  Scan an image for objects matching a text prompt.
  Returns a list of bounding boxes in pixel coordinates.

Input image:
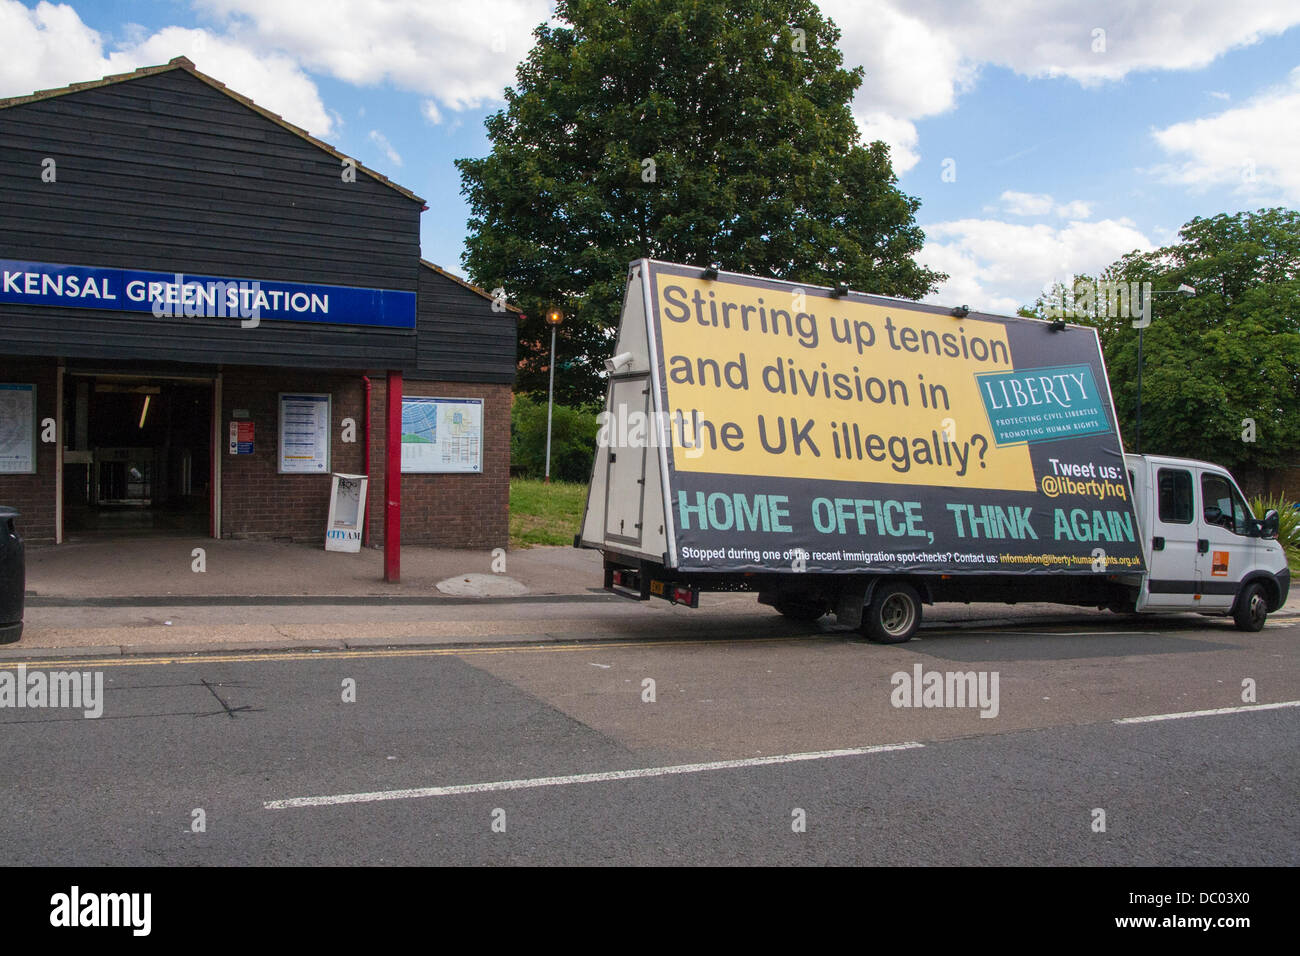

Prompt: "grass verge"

[510,478,588,548]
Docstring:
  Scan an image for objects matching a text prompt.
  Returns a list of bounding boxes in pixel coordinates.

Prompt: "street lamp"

[544,307,563,484]
[1134,283,1195,453]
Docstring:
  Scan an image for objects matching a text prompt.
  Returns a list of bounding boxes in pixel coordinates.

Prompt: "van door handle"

[1152,536,1164,551]
[1197,539,1209,554]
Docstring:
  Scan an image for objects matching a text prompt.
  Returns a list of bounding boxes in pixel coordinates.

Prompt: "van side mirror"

[1260,509,1280,540]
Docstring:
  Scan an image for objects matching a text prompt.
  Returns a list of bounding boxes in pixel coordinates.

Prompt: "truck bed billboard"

[641,261,1145,574]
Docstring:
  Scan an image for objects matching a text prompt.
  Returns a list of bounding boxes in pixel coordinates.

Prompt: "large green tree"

[1023,208,1300,472]
[457,0,944,405]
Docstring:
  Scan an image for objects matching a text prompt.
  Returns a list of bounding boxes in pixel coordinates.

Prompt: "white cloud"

[817,0,1300,175]
[421,99,443,125]
[821,0,973,174]
[1054,199,1093,220]
[856,110,921,173]
[997,191,1093,219]
[884,0,1300,87]
[0,1,334,136]
[918,216,1153,314]
[999,191,1055,216]
[196,0,551,113]
[368,129,402,166]
[1149,66,1300,203]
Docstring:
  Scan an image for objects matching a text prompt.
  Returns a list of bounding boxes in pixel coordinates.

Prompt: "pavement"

[24,536,593,600]
[7,536,1299,658]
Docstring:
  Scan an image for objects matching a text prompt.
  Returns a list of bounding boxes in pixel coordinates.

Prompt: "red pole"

[362,375,372,548]
[384,369,402,583]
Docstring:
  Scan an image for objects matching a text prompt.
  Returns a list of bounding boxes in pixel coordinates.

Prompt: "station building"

[0,58,518,573]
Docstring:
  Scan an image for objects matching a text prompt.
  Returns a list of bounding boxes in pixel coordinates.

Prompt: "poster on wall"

[278,393,331,474]
[401,397,483,473]
[0,383,36,474]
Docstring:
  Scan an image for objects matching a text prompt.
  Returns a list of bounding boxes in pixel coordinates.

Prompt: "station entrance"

[62,372,214,537]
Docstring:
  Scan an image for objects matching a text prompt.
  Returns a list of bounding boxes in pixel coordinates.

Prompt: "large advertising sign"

[644,262,1145,575]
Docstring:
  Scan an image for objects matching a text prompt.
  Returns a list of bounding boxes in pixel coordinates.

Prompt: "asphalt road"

[1,607,1296,865]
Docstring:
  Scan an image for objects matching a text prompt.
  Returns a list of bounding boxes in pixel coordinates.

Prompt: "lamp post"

[544,307,563,483]
[1134,283,1195,453]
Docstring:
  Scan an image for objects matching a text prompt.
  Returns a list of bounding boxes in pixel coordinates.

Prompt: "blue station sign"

[0,258,415,329]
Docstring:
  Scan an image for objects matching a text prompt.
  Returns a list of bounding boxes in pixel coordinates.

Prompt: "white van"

[1124,453,1290,630]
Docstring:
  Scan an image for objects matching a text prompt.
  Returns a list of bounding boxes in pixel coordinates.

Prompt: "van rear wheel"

[860,582,921,644]
[1233,583,1269,632]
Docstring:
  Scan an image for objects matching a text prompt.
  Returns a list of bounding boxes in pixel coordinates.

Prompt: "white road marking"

[264,742,926,810]
[945,630,1164,637]
[1114,700,1300,724]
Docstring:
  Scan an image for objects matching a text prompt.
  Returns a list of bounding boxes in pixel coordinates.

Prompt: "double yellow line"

[2,634,822,670]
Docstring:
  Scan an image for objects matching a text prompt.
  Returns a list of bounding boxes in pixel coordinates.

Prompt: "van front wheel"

[860,582,921,644]
[1233,582,1269,632]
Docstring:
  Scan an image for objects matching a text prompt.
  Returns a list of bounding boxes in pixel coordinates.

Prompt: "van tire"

[1233,582,1269,632]
[860,582,921,644]
[773,598,827,622]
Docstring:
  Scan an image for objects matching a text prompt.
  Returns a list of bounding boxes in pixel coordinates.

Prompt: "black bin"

[0,506,23,643]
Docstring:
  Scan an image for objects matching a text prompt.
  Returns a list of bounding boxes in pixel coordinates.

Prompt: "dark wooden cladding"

[416,265,517,383]
[0,64,517,382]
[0,68,420,369]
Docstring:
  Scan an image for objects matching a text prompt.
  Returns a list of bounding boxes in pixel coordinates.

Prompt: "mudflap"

[835,581,871,629]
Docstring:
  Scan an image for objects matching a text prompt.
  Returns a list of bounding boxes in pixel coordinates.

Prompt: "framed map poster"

[0,383,36,474]
[401,397,483,473]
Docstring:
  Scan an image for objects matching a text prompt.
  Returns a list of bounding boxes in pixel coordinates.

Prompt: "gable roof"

[0,56,425,206]
[420,259,524,315]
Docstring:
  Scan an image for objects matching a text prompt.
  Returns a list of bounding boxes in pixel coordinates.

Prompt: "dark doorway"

[63,375,212,537]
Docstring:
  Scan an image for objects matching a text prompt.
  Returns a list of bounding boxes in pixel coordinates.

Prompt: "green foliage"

[1024,209,1300,471]
[458,0,945,405]
[509,477,590,547]
[511,394,600,483]
[1251,493,1300,571]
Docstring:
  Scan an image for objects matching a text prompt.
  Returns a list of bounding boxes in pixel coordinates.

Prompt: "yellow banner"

[653,273,1036,491]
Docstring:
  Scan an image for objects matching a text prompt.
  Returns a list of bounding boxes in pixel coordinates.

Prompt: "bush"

[511,395,600,483]
[1251,493,1300,570]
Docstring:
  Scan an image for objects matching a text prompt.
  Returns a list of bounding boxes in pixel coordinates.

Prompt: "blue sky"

[3,0,1297,313]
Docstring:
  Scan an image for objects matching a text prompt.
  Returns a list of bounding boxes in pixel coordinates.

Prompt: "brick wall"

[219,368,368,541]
[365,377,511,549]
[220,369,509,547]
[1239,464,1300,502]
[0,358,57,544]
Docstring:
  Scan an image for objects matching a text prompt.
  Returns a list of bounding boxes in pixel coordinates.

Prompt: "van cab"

[1124,454,1290,630]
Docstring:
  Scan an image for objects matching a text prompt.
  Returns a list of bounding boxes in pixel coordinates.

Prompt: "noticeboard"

[0,384,36,474]
[641,262,1145,575]
[401,397,483,473]
[278,393,331,474]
